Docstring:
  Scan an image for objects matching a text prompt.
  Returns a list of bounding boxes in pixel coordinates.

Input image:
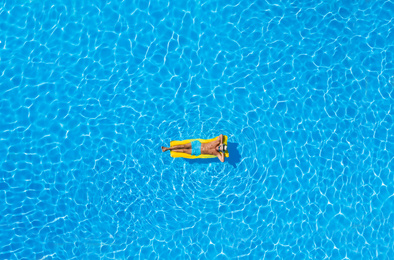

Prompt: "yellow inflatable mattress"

[170,135,229,159]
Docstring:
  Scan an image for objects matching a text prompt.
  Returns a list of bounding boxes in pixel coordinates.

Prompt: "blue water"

[1,0,393,259]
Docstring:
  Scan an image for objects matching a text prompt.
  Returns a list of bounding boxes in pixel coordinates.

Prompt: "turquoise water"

[1,0,393,259]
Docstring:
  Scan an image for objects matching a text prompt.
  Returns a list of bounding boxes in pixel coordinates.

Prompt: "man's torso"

[200,141,218,155]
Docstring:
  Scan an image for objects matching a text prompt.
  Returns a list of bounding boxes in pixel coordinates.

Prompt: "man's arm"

[219,134,225,162]
[218,152,225,162]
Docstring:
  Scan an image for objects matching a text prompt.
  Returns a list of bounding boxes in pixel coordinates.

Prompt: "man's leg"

[162,143,192,152]
[169,149,192,154]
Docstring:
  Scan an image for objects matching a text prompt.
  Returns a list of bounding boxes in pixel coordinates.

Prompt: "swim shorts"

[191,140,201,156]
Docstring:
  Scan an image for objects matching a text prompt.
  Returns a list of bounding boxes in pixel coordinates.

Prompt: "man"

[161,134,227,162]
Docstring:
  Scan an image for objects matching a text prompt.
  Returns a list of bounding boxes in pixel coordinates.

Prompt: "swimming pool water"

[1,0,393,259]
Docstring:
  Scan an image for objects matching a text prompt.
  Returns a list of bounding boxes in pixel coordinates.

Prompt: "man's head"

[217,144,227,153]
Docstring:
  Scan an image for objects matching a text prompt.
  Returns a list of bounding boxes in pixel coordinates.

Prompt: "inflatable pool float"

[170,135,230,159]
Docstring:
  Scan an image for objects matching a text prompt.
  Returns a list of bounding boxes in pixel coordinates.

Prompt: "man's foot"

[161,146,168,152]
